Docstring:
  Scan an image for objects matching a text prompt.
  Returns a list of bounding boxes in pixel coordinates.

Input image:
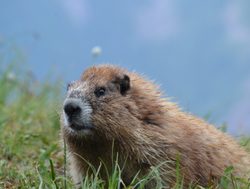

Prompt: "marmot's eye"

[95,87,106,97]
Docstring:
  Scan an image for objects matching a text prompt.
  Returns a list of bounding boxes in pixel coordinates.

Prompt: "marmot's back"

[61,64,250,188]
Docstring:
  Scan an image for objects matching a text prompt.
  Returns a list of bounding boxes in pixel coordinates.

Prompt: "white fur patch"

[63,97,93,136]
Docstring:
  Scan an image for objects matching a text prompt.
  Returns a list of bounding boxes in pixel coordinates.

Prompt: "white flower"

[6,72,16,81]
[91,46,102,57]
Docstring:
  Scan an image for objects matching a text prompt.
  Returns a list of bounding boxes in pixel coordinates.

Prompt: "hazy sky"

[1,0,250,134]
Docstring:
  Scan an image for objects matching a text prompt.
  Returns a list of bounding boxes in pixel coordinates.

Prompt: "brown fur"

[61,64,250,188]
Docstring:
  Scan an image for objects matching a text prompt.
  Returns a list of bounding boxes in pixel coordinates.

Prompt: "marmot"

[61,64,250,188]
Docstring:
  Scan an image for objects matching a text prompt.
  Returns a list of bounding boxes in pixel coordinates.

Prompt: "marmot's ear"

[120,74,130,95]
[114,74,130,95]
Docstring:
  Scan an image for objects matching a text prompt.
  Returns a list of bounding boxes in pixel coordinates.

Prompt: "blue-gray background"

[1,0,250,134]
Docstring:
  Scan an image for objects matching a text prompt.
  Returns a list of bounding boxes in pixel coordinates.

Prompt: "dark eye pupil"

[95,88,106,97]
[99,89,105,95]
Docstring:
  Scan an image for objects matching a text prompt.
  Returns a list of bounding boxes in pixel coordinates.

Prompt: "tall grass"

[0,63,65,188]
[0,63,249,188]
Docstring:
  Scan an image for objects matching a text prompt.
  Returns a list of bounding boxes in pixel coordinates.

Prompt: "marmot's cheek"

[80,101,93,128]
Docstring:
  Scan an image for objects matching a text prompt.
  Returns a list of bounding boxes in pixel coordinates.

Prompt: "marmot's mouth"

[69,123,93,131]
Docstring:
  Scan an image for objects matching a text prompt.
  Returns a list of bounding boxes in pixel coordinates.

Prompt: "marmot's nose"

[64,100,82,117]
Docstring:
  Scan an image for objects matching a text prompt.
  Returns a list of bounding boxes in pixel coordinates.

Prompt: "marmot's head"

[62,65,165,139]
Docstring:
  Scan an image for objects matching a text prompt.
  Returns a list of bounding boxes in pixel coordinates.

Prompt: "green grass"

[0,64,249,189]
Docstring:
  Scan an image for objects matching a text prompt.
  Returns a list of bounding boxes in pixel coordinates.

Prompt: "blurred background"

[0,0,249,135]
